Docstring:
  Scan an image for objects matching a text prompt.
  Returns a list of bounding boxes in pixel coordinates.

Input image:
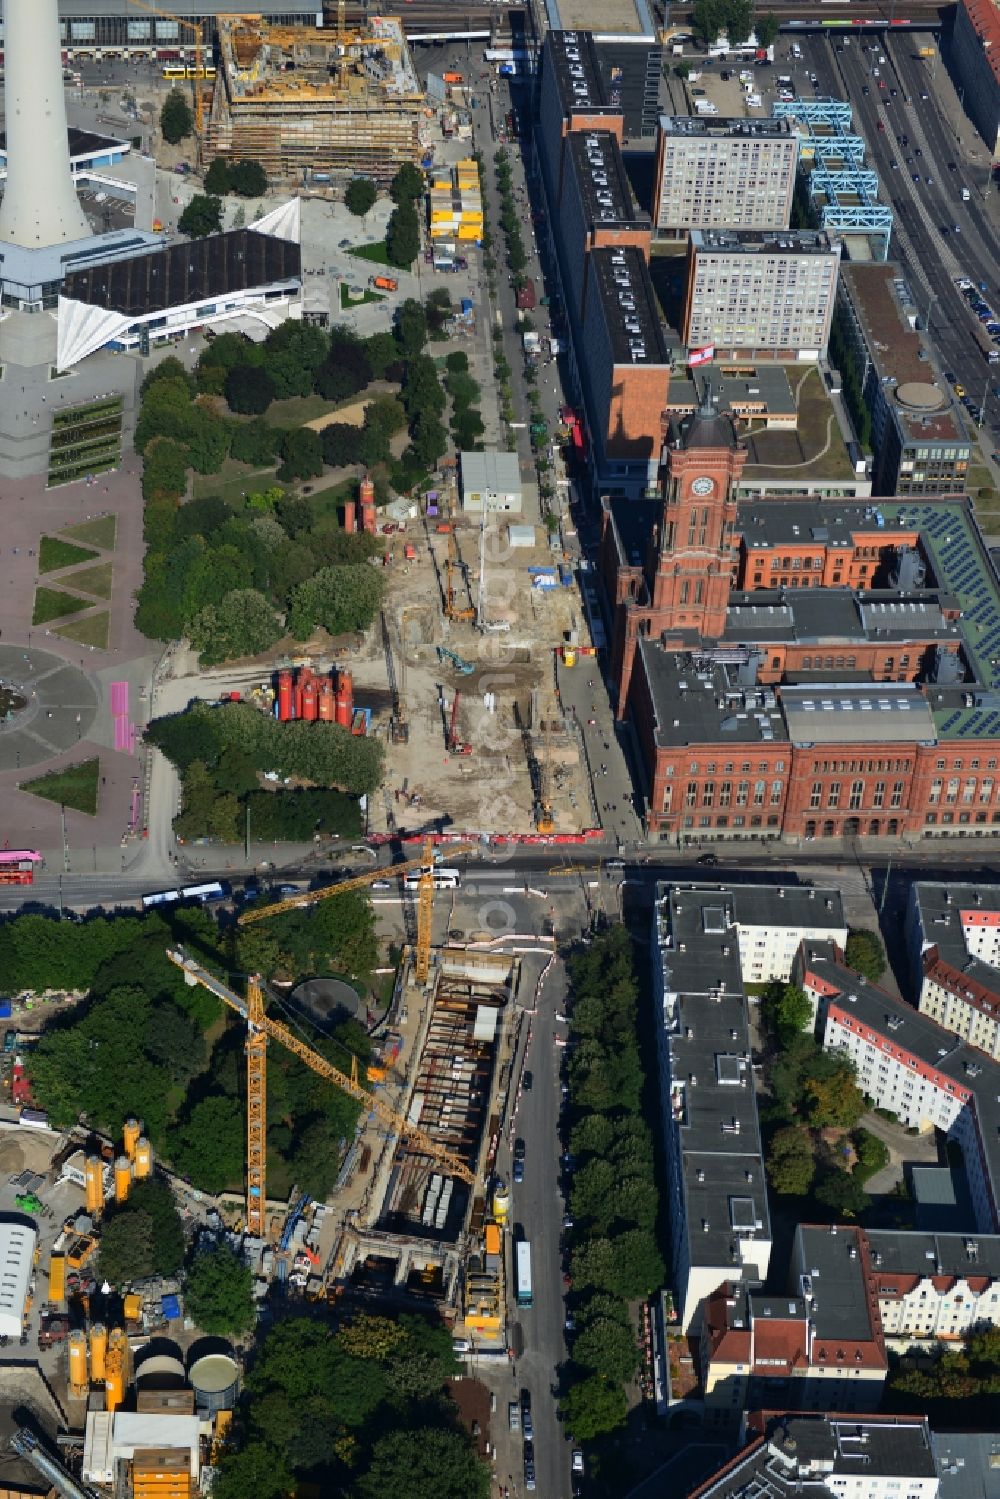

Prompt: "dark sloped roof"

[62,230,301,317]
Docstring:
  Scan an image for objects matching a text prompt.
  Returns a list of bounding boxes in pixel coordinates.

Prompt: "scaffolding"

[773,97,894,261]
[206,14,425,179]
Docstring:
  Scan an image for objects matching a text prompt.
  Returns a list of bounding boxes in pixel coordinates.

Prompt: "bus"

[402,867,461,890]
[515,1241,533,1308]
[142,881,227,909]
[0,849,42,887]
[162,64,216,79]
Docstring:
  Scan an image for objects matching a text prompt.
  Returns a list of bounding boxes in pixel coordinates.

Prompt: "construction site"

[205,13,426,179]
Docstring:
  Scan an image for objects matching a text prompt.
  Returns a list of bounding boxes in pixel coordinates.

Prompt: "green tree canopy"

[185,1242,255,1336]
[345,176,378,216]
[188,589,282,666]
[225,364,276,415]
[755,10,779,47]
[160,89,194,144]
[389,161,425,204]
[815,1168,872,1218]
[230,160,267,197]
[572,1316,639,1384]
[204,157,232,195]
[287,562,385,641]
[179,195,223,239]
[560,1374,628,1441]
[278,427,323,482]
[845,928,887,981]
[357,1429,488,1499]
[766,1125,816,1196]
[761,981,813,1043]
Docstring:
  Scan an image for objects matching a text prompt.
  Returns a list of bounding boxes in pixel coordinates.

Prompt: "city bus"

[0,849,42,887]
[972,322,1000,366]
[402,867,461,890]
[515,1241,533,1308]
[142,881,227,909]
[161,64,216,80]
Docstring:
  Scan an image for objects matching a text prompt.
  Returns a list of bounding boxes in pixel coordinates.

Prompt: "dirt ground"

[348,515,588,836]
[445,1375,493,1459]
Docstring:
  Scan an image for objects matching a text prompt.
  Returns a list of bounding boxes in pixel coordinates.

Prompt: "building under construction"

[206,13,425,180]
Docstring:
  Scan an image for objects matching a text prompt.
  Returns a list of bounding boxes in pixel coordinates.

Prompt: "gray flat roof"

[459,449,523,493]
[724,588,961,647]
[935,1432,1000,1499]
[640,642,789,748]
[780,684,938,746]
[690,228,836,258]
[660,114,795,140]
[793,1224,879,1341]
[694,1417,935,1498]
[866,1227,1000,1281]
[543,30,619,119]
[729,882,844,933]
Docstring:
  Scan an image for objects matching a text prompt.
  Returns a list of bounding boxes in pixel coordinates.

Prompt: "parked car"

[509,1402,520,1433]
[573,1451,585,1474]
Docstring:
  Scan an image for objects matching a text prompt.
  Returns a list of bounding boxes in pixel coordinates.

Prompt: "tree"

[98,1210,155,1285]
[409,411,449,470]
[230,417,281,466]
[316,342,373,403]
[815,1168,871,1218]
[755,10,779,48]
[230,160,267,197]
[358,1429,488,1499]
[261,321,329,399]
[572,1229,664,1300]
[160,88,194,144]
[394,298,428,360]
[845,928,887,982]
[726,0,755,44]
[278,427,323,482]
[345,176,378,217]
[803,1061,866,1130]
[142,437,189,505]
[169,1095,245,1193]
[287,564,385,641]
[204,157,232,195]
[125,1179,185,1275]
[445,350,469,374]
[179,195,223,239]
[691,0,725,44]
[364,330,400,379]
[573,1317,639,1384]
[560,1375,628,1441]
[321,423,363,468]
[762,981,813,1043]
[188,589,282,666]
[852,1126,890,1182]
[766,1125,816,1196]
[185,1242,255,1336]
[385,201,420,269]
[389,161,425,204]
[225,364,276,416]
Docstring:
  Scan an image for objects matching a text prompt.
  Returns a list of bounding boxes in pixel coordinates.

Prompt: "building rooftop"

[839,263,967,448]
[0,126,128,164]
[654,884,771,1275]
[738,499,916,552]
[690,228,837,257]
[726,587,959,646]
[727,882,845,934]
[546,0,655,37]
[589,244,668,367]
[459,449,523,495]
[62,228,301,316]
[780,683,938,746]
[959,0,1000,88]
[793,1224,881,1342]
[668,365,797,419]
[910,881,1000,1017]
[660,114,796,141]
[566,130,645,228]
[542,30,619,120]
[865,1228,1000,1283]
[935,1430,1000,1499]
[692,1416,935,1498]
[640,642,789,748]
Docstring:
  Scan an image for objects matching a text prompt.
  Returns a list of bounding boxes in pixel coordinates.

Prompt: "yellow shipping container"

[457,225,481,241]
[48,1254,66,1304]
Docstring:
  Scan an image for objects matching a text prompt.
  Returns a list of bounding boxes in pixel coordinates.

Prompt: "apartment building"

[866,1230,1000,1346]
[652,883,771,1332]
[682,229,841,361]
[951,0,1000,160]
[907,883,1000,1062]
[652,116,798,237]
[691,1414,939,1499]
[720,884,846,986]
[836,264,970,498]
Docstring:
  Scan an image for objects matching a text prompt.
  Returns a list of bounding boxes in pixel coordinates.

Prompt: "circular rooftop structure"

[894,381,947,413]
[291,975,361,1024]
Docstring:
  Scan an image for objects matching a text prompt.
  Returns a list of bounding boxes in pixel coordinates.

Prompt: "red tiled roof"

[923,947,1000,1021]
[753,1321,808,1371]
[961,0,1000,87]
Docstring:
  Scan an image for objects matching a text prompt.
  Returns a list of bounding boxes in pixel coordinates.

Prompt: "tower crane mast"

[127,0,207,133]
[166,948,477,1236]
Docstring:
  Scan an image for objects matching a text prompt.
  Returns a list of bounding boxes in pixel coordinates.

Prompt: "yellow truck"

[48,1253,66,1305]
[917,46,936,58]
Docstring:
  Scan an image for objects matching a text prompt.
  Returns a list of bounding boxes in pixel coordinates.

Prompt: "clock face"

[691,476,714,496]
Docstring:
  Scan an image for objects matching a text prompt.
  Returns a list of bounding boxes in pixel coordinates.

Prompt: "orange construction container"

[343,499,356,534]
[90,1324,108,1382]
[317,681,335,721]
[85,1155,104,1216]
[134,1137,152,1179]
[335,670,353,728]
[123,1117,141,1160]
[114,1155,132,1204]
[68,1331,88,1398]
[300,679,318,721]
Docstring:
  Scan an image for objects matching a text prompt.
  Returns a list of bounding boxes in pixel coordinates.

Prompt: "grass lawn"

[32,586,90,625]
[264,395,341,428]
[340,283,386,309]
[55,611,110,649]
[38,535,98,573]
[192,462,283,507]
[348,240,392,266]
[309,479,355,523]
[60,515,117,550]
[65,561,113,600]
[22,757,100,816]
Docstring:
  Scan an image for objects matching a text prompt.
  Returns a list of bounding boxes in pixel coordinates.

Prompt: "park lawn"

[64,561,113,600]
[22,757,100,816]
[55,611,110,649]
[308,479,355,524]
[60,515,117,550]
[32,586,91,625]
[264,395,342,428]
[192,463,284,508]
[340,283,385,309]
[348,240,391,266]
[38,536,98,573]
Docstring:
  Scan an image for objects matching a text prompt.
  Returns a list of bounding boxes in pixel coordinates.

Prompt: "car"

[452,1339,470,1353]
[523,1070,532,1090]
[993,452,1000,464]
[862,84,869,95]
[697,853,719,866]
[562,1213,575,1229]
[562,1152,577,1171]
[572,1482,584,1499]
[524,1462,536,1493]
[877,120,885,132]
[891,86,897,96]
[513,1159,524,1183]
[509,1402,521,1433]
[339,237,351,247]
[954,224,961,233]
[514,1138,526,1161]
[878,79,886,89]
[941,226,950,236]
[945,370,957,383]
[371,879,391,890]
[605,858,625,869]
[926,177,933,185]
[921,90,929,99]
[949,161,957,171]
[915,148,922,157]
[913,173,921,183]
[565,1312,576,1332]
[890,159,898,170]
[955,384,967,397]
[573,1451,585,1474]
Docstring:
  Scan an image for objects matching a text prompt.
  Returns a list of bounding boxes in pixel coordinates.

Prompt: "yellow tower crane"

[166,949,476,1238]
[127,0,208,134]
